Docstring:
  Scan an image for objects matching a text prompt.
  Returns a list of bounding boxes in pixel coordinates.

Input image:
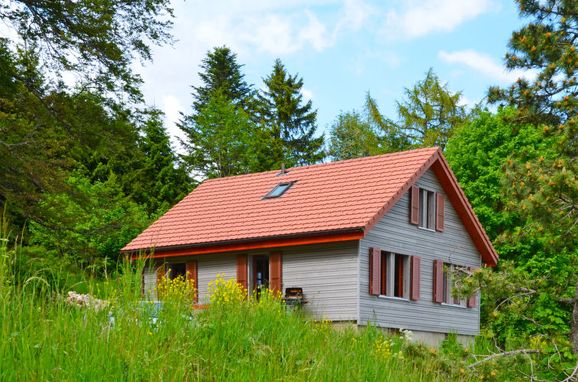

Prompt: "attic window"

[264,182,294,199]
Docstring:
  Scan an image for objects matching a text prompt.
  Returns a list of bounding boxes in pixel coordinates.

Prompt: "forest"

[0,0,577,380]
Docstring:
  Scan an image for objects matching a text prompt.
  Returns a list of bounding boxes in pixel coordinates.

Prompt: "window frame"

[441,263,467,308]
[418,187,437,231]
[263,181,295,199]
[379,252,411,300]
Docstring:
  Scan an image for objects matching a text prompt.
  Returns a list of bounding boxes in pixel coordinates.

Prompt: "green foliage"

[328,110,382,160]
[180,91,260,178]
[1,0,174,100]
[134,110,191,214]
[256,59,325,167]
[28,174,150,271]
[395,69,467,149]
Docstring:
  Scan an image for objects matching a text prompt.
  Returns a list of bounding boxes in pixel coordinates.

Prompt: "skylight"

[264,182,294,199]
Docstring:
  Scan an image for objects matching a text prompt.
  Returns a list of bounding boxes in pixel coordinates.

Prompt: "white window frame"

[379,252,411,300]
[419,187,436,231]
[442,263,467,308]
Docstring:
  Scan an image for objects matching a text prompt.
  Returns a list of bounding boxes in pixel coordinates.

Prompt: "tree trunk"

[573,282,578,354]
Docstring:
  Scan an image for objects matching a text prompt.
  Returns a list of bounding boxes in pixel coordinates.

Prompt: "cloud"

[438,49,537,83]
[383,0,497,39]
[301,87,314,101]
[161,95,187,153]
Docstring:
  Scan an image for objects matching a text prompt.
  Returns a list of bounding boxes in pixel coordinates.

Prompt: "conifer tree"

[257,59,324,168]
[137,110,191,214]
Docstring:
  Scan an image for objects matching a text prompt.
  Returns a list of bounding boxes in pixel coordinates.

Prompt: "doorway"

[252,256,269,298]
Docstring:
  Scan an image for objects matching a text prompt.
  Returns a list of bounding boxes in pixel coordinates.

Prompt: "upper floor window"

[410,185,445,231]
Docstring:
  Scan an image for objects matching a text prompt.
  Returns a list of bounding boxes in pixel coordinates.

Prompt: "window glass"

[265,182,293,198]
[443,263,466,306]
[380,252,410,299]
[419,188,436,230]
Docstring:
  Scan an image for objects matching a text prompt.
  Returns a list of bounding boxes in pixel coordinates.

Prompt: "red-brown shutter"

[369,247,381,296]
[410,256,421,301]
[436,193,445,232]
[433,260,444,303]
[186,260,198,303]
[269,251,283,293]
[467,293,477,308]
[236,254,248,291]
[410,186,420,225]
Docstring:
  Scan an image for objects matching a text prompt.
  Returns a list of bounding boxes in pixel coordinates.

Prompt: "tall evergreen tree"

[192,46,253,112]
[136,110,191,214]
[179,46,258,179]
[257,59,324,168]
[327,111,382,160]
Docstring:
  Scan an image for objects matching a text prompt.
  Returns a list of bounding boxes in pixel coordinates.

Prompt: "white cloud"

[438,49,537,83]
[301,87,314,101]
[161,95,187,153]
[383,0,497,39]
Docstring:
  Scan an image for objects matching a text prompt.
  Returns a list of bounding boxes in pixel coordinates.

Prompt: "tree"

[256,59,324,167]
[487,0,578,353]
[191,46,253,113]
[327,111,381,160]
[365,93,412,152]
[180,92,257,179]
[135,110,191,215]
[395,69,466,149]
[0,0,174,100]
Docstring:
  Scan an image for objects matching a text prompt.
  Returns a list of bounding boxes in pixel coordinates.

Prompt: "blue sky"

[136,0,531,150]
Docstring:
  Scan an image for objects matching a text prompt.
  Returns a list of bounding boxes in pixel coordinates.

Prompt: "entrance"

[252,256,269,298]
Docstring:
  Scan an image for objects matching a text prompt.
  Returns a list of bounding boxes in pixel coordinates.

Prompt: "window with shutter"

[375,251,420,301]
[434,261,475,308]
[411,186,445,232]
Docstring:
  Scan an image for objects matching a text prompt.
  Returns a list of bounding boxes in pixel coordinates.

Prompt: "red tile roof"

[122,147,498,266]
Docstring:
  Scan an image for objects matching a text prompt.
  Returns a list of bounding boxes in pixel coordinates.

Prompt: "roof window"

[264,182,294,199]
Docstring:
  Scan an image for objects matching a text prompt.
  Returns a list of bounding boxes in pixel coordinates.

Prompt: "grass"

[0,219,568,381]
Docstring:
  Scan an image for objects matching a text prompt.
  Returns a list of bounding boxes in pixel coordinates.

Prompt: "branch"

[560,361,578,382]
[468,349,541,369]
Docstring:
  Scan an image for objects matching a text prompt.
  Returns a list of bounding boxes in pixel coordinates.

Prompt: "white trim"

[378,295,410,302]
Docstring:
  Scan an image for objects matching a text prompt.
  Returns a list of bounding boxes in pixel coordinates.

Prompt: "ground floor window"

[380,252,411,298]
[434,261,468,306]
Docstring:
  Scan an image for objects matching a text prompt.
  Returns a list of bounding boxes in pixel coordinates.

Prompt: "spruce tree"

[137,110,191,214]
[257,59,324,168]
[179,46,258,179]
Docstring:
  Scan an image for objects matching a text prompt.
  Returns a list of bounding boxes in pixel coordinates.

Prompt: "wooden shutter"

[269,251,283,293]
[369,247,381,296]
[156,263,166,300]
[433,260,444,303]
[186,260,198,303]
[236,254,248,291]
[435,193,445,232]
[410,256,421,301]
[410,186,420,225]
[467,293,477,308]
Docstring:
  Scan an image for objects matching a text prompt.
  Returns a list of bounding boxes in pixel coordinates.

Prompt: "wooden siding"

[142,242,358,321]
[359,170,481,336]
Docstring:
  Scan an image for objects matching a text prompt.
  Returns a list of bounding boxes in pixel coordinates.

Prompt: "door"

[252,256,269,298]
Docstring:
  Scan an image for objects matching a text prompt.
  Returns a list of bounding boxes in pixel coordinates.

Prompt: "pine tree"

[257,59,324,168]
[137,110,191,214]
[179,46,258,179]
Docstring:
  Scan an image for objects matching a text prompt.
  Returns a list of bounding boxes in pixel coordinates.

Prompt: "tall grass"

[0,219,519,381]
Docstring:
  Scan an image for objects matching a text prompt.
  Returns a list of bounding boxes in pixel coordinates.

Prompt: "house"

[121,147,498,345]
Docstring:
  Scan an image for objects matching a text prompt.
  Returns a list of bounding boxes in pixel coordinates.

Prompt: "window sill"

[378,295,410,302]
[441,302,467,309]
[417,226,436,232]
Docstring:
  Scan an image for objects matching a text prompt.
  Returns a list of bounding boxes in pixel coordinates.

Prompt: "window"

[433,260,471,307]
[369,248,420,301]
[264,182,294,199]
[380,252,410,298]
[167,263,186,280]
[419,188,436,229]
[409,186,445,231]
